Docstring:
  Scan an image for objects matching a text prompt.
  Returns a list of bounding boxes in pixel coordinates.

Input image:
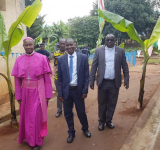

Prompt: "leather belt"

[103,79,115,81]
[69,86,77,90]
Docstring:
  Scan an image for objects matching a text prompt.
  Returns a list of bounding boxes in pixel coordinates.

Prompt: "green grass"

[148,59,160,64]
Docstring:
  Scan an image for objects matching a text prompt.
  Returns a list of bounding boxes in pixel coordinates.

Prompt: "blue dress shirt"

[104,46,115,79]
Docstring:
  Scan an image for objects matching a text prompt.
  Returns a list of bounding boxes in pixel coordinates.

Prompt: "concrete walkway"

[121,85,160,150]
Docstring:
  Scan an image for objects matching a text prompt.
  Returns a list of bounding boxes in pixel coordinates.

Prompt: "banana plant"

[45,39,58,52]
[0,0,42,126]
[98,9,160,108]
[34,36,43,46]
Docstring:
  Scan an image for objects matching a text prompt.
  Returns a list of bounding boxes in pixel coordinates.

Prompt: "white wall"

[0,0,26,105]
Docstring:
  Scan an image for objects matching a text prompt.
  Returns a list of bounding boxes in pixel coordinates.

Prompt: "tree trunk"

[6,58,18,126]
[137,57,149,109]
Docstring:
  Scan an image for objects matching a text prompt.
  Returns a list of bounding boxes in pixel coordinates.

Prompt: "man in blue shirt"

[90,34,129,131]
[74,41,82,53]
[36,43,50,62]
[81,43,90,57]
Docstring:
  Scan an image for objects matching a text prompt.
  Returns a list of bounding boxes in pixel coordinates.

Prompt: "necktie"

[69,55,74,82]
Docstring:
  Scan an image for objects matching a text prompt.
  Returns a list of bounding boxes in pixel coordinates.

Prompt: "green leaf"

[98,9,144,48]
[144,39,149,49]
[0,12,8,52]
[2,40,11,58]
[147,17,160,49]
[153,41,158,49]
[119,42,125,48]
[90,48,96,55]
[45,39,58,52]
[3,0,42,57]
[34,37,42,45]
[10,26,24,47]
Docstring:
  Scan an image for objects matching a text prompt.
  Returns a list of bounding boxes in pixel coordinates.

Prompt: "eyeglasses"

[106,39,114,42]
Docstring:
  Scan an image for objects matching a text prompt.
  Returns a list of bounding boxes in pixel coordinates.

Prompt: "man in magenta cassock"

[11,37,53,150]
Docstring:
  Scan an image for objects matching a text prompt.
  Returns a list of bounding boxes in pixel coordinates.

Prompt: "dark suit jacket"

[90,46,129,88]
[57,52,89,100]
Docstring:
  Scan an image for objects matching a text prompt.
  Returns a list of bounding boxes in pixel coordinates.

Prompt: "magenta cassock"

[11,52,53,147]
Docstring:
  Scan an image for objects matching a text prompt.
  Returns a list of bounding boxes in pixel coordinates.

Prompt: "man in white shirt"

[90,34,129,131]
[57,38,91,143]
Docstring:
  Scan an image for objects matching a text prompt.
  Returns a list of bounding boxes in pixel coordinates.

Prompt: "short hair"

[106,34,115,39]
[40,43,45,46]
[65,38,74,43]
[59,39,66,43]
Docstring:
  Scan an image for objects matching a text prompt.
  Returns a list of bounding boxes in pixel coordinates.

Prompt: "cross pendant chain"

[25,55,34,84]
[27,75,31,84]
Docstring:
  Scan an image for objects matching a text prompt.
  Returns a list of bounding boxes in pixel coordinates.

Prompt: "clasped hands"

[17,98,50,105]
[58,94,87,102]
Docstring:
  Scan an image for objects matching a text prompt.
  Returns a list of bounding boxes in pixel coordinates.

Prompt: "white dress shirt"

[104,46,115,79]
[68,52,77,86]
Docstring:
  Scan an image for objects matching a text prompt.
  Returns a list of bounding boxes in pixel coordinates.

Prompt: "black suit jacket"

[57,52,89,100]
[90,46,129,88]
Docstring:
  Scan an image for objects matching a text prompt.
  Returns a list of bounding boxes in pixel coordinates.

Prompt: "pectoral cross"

[27,75,31,84]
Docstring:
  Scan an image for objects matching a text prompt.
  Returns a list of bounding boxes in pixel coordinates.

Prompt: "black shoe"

[98,124,105,131]
[33,146,40,150]
[67,135,75,143]
[55,112,62,118]
[106,122,115,129]
[83,130,91,138]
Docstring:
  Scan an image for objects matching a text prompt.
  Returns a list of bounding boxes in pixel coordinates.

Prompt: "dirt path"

[0,58,160,150]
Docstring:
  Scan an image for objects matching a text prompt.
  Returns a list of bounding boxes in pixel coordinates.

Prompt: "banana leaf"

[147,17,160,50]
[34,37,42,46]
[98,9,144,48]
[46,39,58,52]
[0,12,8,52]
[119,42,125,48]
[2,0,42,58]
[90,48,96,55]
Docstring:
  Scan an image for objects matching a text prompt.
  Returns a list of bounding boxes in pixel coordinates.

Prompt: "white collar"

[25,51,34,56]
[68,51,76,57]
[105,46,115,50]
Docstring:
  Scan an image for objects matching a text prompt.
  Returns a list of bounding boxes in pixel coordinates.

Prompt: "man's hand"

[82,94,87,99]
[46,98,50,102]
[17,100,22,105]
[58,97,64,102]
[90,85,94,90]
[124,82,129,89]
[54,66,57,74]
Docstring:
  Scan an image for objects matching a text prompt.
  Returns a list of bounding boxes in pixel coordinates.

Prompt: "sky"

[40,0,96,25]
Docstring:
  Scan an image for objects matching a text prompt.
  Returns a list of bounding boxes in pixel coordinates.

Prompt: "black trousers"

[63,89,88,136]
[98,79,119,124]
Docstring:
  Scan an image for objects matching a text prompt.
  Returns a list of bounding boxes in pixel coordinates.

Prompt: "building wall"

[0,0,26,105]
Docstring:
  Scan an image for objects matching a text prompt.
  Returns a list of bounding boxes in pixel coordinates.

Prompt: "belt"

[103,78,115,81]
[23,80,38,89]
[69,86,77,90]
